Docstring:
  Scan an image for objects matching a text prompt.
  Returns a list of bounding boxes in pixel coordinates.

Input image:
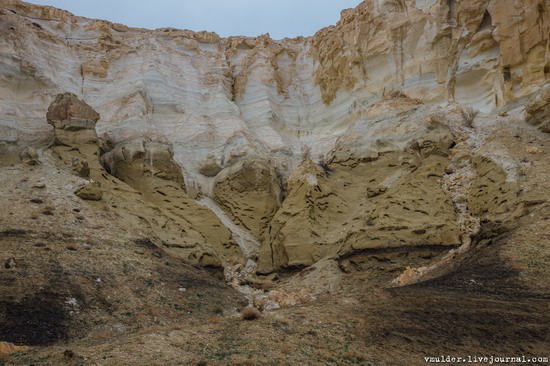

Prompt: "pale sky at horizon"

[28,1,364,40]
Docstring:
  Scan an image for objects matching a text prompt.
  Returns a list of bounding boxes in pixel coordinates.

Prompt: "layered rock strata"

[46,92,100,147]
[0,0,549,273]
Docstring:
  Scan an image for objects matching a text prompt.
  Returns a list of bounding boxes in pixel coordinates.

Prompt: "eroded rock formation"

[0,0,549,275]
[2,2,550,363]
[43,91,244,268]
[312,0,550,108]
[213,159,282,241]
[525,83,550,132]
[46,92,100,147]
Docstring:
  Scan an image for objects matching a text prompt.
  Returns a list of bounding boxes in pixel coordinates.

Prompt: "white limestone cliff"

[2,0,548,184]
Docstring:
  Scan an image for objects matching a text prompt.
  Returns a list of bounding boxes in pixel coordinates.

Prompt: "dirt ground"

[2,216,549,366]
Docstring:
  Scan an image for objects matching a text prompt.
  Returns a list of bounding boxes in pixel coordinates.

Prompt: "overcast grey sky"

[29,1,363,39]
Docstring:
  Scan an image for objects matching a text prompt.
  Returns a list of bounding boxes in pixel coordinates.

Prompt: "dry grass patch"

[460,106,479,128]
[240,307,261,321]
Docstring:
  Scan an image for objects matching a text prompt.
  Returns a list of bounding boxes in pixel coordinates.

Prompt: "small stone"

[367,186,386,198]
[19,146,39,165]
[72,157,90,177]
[75,181,102,200]
[0,341,29,354]
[526,146,543,154]
[198,156,223,177]
[444,166,456,174]
[244,259,257,274]
[65,297,78,307]
[32,182,46,189]
[4,257,16,269]
[263,300,281,311]
[178,287,187,293]
[253,295,268,310]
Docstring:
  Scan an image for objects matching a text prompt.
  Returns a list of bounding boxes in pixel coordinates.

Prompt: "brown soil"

[3,221,549,365]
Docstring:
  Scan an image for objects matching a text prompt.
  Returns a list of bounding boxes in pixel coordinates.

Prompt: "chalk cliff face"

[0,0,549,273]
[313,0,550,108]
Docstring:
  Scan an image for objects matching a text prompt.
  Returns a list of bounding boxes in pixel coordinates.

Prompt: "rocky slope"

[1,0,550,364]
